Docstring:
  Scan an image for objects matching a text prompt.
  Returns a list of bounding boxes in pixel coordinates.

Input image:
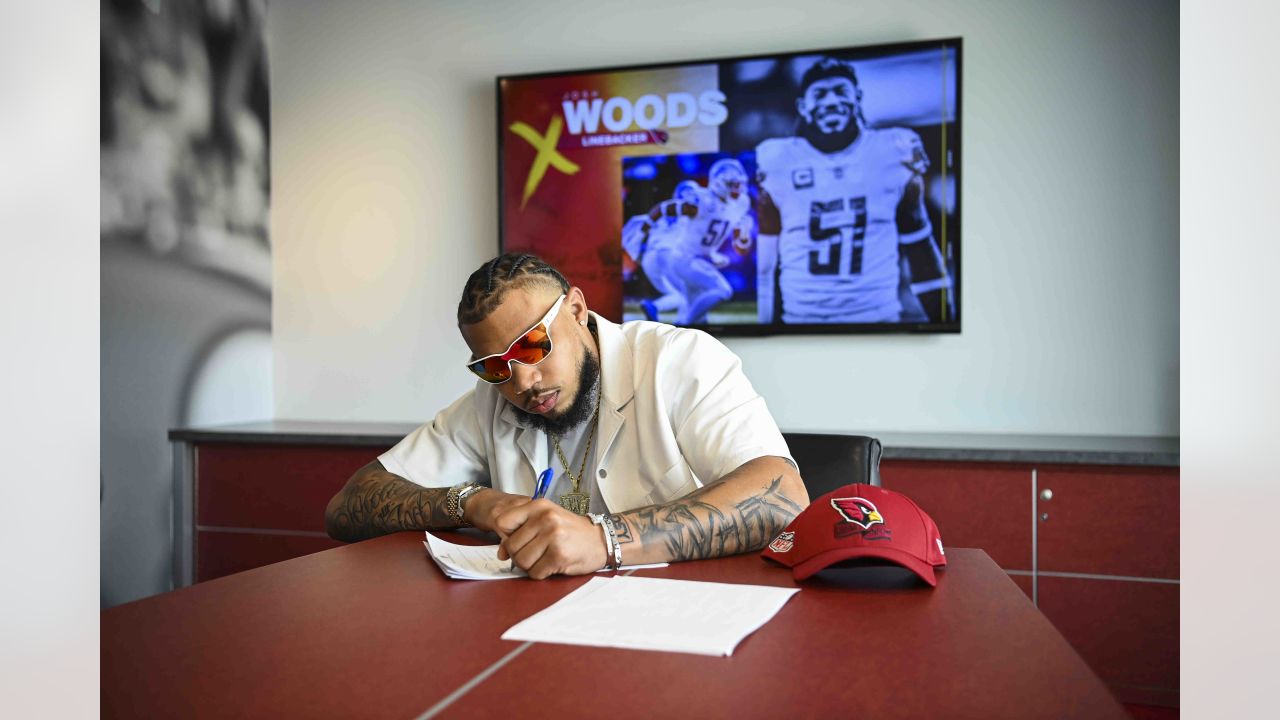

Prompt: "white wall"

[269,0,1178,437]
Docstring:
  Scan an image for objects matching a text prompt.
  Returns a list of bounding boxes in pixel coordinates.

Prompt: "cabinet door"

[880,460,1033,571]
[1036,466,1179,578]
[1038,575,1178,706]
[195,443,386,582]
[197,443,380,532]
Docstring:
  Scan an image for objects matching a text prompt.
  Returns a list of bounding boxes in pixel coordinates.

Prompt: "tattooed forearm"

[325,462,454,542]
[615,475,803,562]
[734,488,801,550]
[607,512,633,544]
[630,502,735,561]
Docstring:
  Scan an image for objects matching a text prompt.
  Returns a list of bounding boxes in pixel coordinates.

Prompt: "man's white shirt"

[380,313,793,513]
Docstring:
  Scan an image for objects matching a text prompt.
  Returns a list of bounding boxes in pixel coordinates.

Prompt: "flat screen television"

[497,37,961,335]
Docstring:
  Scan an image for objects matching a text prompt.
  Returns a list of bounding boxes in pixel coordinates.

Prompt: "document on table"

[502,575,801,656]
[423,532,667,580]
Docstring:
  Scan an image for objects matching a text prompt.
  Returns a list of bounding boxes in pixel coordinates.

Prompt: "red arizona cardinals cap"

[761,483,947,586]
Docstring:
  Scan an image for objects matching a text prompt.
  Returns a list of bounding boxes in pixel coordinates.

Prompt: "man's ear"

[566,286,590,324]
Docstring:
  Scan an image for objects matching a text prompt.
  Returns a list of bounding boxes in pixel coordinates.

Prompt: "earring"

[579,320,587,326]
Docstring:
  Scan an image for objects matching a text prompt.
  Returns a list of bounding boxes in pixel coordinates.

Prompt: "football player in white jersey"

[621,182,702,267]
[620,179,696,284]
[625,159,752,325]
[754,57,953,324]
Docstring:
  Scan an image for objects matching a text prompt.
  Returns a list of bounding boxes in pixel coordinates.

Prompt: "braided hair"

[799,56,861,97]
[457,253,570,325]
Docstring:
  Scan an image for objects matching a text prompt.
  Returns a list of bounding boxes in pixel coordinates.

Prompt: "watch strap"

[446,482,484,527]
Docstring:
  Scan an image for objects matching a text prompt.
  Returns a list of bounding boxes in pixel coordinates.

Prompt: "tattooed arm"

[324,461,454,542]
[608,455,808,565]
[493,455,807,577]
[324,460,532,542]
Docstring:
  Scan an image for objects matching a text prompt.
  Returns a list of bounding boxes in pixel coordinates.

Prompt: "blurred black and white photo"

[100,0,271,607]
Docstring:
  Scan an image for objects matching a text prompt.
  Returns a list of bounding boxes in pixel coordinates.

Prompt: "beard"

[798,111,861,154]
[516,344,601,436]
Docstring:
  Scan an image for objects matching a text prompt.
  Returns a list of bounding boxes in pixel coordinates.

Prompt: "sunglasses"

[465,294,566,384]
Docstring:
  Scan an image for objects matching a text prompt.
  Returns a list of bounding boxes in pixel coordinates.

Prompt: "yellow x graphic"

[509,116,580,209]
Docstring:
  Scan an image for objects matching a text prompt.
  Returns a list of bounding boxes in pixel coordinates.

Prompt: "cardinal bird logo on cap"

[831,497,884,530]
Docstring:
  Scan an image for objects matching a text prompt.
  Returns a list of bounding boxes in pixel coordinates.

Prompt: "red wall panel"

[881,460,1033,571]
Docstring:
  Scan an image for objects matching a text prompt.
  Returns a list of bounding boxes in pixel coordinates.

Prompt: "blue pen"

[532,467,554,500]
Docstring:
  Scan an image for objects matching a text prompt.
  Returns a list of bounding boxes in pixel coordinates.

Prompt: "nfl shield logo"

[768,531,795,553]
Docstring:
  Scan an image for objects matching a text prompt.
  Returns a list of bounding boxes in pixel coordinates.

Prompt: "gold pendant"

[558,492,591,515]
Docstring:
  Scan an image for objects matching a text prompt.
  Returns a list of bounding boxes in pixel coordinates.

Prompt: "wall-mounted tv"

[498,37,960,335]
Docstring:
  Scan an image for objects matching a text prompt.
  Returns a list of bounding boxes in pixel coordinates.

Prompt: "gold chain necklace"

[550,404,600,515]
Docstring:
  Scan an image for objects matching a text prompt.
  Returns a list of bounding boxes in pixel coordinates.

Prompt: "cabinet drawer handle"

[1040,488,1053,502]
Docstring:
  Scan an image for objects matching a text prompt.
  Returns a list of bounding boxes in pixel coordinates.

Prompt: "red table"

[102,532,1127,719]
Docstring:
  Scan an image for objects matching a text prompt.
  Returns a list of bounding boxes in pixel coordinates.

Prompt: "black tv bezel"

[496,36,962,337]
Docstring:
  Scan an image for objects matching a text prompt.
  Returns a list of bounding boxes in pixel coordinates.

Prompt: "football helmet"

[708,158,747,201]
[673,180,701,204]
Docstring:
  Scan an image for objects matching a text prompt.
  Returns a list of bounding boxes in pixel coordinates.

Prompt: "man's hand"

[493,500,609,579]
[461,488,532,535]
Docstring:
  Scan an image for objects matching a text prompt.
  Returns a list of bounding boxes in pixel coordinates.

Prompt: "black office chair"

[782,433,883,499]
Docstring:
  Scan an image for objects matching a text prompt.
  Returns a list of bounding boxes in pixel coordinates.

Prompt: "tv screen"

[498,37,960,335]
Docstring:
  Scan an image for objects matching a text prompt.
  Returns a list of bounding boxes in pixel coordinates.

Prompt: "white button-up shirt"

[379,313,792,511]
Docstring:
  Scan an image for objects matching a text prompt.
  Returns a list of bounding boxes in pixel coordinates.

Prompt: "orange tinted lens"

[474,357,512,382]
[507,325,551,365]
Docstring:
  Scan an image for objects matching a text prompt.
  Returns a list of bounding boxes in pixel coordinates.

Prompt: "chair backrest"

[782,433,882,499]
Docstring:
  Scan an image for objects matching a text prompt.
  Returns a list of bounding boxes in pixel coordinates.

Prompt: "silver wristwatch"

[445,482,485,527]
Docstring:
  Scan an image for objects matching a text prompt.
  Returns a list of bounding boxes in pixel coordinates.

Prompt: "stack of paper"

[423,532,667,580]
[423,532,523,580]
[502,575,800,656]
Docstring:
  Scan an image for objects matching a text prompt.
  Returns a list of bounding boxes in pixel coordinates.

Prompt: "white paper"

[423,532,667,580]
[501,575,800,656]
[423,533,522,580]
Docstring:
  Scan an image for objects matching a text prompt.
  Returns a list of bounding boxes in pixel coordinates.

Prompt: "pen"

[509,468,554,574]
[532,467,553,500]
